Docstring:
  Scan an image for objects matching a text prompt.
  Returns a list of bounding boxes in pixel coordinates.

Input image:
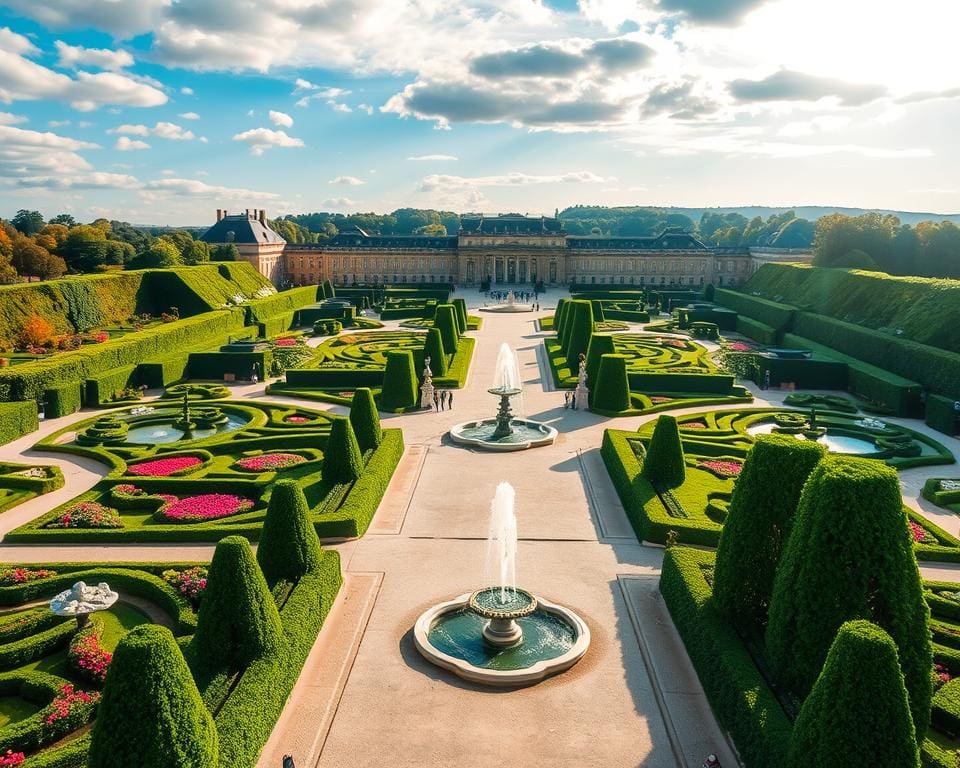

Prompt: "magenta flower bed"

[697,459,743,478]
[127,456,202,477]
[727,341,756,352]
[158,494,254,522]
[45,502,123,529]
[274,337,298,347]
[233,453,307,472]
[909,520,934,544]
[284,414,311,424]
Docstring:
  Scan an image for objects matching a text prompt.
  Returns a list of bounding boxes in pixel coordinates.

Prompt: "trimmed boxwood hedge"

[256,480,324,588]
[715,287,795,331]
[593,354,630,413]
[0,402,38,447]
[926,395,958,437]
[660,547,792,767]
[349,387,382,452]
[380,350,418,411]
[641,415,685,490]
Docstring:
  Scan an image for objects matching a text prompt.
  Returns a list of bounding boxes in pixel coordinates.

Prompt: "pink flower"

[46,501,122,529]
[0,567,56,585]
[727,341,754,352]
[127,456,202,477]
[234,453,306,472]
[158,494,254,522]
[909,520,929,543]
[69,632,112,684]
[698,459,743,478]
[43,684,99,726]
[0,750,24,766]
[284,415,311,423]
[274,337,298,347]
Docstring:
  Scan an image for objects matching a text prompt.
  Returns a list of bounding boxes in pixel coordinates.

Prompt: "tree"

[184,239,210,265]
[765,455,931,737]
[17,313,54,347]
[88,624,218,768]
[835,248,878,270]
[11,210,45,235]
[434,304,460,354]
[787,621,920,768]
[641,415,685,489]
[256,479,324,587]
[104,240,135,266]
[381,350,418,410]
[593,354,630,412]
[62,225,109,272]
[322,417,363,483]
[414,223,447,236]
[211,243,239,261]
[142,237,183,268]
[584,333,616,400]
[11,237,65,280]
[0,250,15,284]
[564,299,594,365]
[422,327,447,376]
[349,386,382,452]
[191,535,284,673]
[49,213,77,228]
[712,435,826,633]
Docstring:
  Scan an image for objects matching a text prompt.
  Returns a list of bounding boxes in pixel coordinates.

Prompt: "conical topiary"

[422,327,447,377]
[434,304,460,354]
[585,333,616,402]
[593,354,631,412]
[564,300,594,366]
[554,298,568,335]
[257,479,324,587]
[560,299,585,355]
[321,279,335,298]
[381,349,418,410]
[323,417,364,483]
[641,414,685,489]
[787,620,920,768]
[452,297,468,334]
[765,455,932,737]
[191,535,284,673]
[713,434,826,634]
[89,624,218,768]
[349,386,382,452]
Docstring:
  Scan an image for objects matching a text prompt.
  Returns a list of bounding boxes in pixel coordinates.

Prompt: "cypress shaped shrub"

[380,349,418,410]
[349,386,382,452]
[787,620,920,768]
[434,304,460,354]
[423,327,447,377]
[765,455,931,736]
[593,354,630,412]
[585,333,616,396]
[191,535,284,673]
[554,298,568,335]
[323,417,363,484]
[452,297,468,334]
[641,414,685,489]
[564,300,594,366]
[256,479,324,587]
[559,298,580,353]
[321,279,335,298]
[89,624,218,768]
[713,434,826,633]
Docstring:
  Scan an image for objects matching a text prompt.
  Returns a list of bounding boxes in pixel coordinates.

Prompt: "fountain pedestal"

[469,587,538,649]
[490,387,521,439]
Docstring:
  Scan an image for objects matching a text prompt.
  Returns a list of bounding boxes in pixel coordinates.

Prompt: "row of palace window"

[294,256,748,274]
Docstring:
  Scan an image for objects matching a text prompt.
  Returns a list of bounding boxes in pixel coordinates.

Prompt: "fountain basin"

[414,591,590,686]
[450,419,558,451]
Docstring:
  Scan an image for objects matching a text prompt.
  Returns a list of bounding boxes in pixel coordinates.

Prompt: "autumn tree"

[11,209,45,235]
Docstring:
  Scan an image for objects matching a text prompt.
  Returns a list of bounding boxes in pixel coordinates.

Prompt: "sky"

[0,0,959,225]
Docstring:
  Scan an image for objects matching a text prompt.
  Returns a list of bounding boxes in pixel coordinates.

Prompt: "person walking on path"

[448,391,453,409]
[433,392,440,412]
[440,390,448,410]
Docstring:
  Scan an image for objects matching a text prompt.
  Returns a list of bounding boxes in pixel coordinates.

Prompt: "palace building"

[200,210,810,288]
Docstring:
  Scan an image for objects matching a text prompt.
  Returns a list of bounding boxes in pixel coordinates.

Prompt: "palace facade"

[201,210,810,288]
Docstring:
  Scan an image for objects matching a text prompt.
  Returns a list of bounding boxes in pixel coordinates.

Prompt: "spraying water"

[485,482,518,604]
[492,342,525,416]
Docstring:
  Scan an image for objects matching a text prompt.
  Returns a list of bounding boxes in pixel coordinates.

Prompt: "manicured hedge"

[564,300,594,364]
[0,402,38,447]
[593,354,630,413]
[660,547,792,767]
[322,418,363,484]
[350,387,382,452]
[752,351,849,392]
[926,395,959,437]
[188,351,271,381]
[641,415,685,489]
[44,381,82,418]
[243,286,318,326]
[257,480,324,588]
[715,288,795,331]
[84,364,138,406]
[735,315,778,345]
[380,350,418,411]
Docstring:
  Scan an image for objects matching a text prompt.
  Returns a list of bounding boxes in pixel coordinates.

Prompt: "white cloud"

[407,154,458,161]
[15,171,141,190]
[0,111,27,125]
[180,86,194,95]
[160,169,176,176]
[142,177,280,200]
[0,125,98,178]
[329,175,365,186]
[1,0,168,37]
[330,102,352,113]
[417,171,613,192]
[321,197,357,208]
[178,111,200,120]
[232,127,304,155]
[294,86,351,111]
[358,103,374,115]
[0,30,167,111]
[294,78,317,91]
[55,41,133,71]
[269,110,293,127]
[115,136,150,151]
[109,122,195,140]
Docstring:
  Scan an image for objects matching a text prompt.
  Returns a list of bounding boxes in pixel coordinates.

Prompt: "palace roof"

[200,211,285,245]
[459,213,563,235]
[567,228,709,251]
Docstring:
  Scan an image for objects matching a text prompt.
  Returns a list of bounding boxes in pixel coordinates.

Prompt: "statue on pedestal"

[574,353,590,410]
[420,356,436,410]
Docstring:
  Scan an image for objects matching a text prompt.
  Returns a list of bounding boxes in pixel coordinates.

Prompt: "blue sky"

[0,0,959,225]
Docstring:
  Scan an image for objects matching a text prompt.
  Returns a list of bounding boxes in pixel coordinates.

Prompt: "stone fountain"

[414,483,590,686]
[50,581,119,629]
[449,343,557,451]
[480,290,534,313]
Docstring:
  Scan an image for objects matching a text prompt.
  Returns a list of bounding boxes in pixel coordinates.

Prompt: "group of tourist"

[563,391,582,410]
[486,290,537,303]
[432,390,454,411]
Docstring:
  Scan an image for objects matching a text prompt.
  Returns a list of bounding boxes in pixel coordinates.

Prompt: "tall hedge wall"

[926,395,959,436]
[714,288,795,331]
[0,402,38,447]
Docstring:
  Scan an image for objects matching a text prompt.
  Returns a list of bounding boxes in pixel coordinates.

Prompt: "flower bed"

[158,494,254,522]
[127,456,202,477]
[45,502,123,529]
[43,684,99,728]
[162,566,208,608]
[273,337,298,347]
[68,626,112,685]
[697,459,744,479]
[233,453,307,472]
[0,568,56,586]
[284,414,311,424]
[0,751,24,767]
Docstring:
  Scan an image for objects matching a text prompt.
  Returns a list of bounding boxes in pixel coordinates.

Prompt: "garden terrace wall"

[627,371,740,395]
[677,307,738,331]
[752,353,849,392]
[0,402,38,447]
[188,351,272,381]
[926,395,959,437]
[735,316,778,345]
[714,288,795,333]
[742,263,960,354]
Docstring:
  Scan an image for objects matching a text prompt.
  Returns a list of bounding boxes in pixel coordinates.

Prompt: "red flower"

[234,453,306,472]
[158,494,254,522]
[127,456,202,477]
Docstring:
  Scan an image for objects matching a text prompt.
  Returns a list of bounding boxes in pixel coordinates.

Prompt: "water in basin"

[456,422,549,445]
[125,414,248,444]
[745,422,877,454]
[427,608,576,671]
